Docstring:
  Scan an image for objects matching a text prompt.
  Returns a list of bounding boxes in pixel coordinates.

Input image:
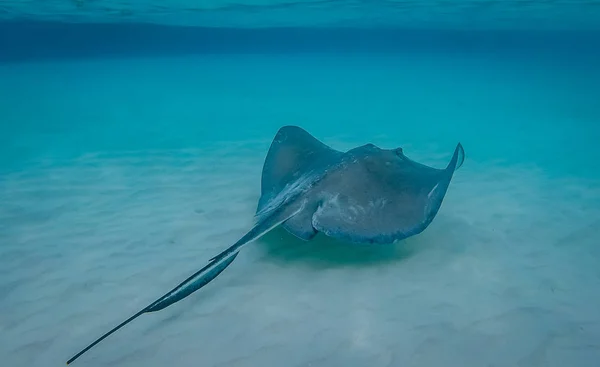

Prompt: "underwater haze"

[1,1,600,367]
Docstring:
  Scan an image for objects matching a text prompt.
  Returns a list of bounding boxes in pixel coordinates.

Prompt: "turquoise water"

[1,5,600,367]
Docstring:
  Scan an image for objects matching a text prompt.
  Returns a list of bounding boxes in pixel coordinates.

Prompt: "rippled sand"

[1,140,599,367]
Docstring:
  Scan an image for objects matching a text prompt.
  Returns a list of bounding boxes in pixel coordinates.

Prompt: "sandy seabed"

[1,53,600,366]
[1,139,599,367]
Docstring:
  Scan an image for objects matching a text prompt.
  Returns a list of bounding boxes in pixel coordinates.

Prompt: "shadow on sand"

[258,227,412,268]
[252,214,468,270]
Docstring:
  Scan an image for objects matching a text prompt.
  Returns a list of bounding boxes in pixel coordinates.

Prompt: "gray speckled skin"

[257,125,465,244]
[66,125,464,365]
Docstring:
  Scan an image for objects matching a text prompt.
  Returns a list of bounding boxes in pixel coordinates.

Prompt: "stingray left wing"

[255,126,343,240]
[257,125,342,215]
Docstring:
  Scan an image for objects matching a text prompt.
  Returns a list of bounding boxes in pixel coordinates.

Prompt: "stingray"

[66,125,465,364]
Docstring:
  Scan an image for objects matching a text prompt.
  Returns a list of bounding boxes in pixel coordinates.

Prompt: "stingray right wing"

[312,143,465,244]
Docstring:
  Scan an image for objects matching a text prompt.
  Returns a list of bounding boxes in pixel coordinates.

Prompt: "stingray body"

[66,126,465,364]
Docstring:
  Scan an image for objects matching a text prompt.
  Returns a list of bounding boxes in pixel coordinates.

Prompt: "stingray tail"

[446,142,465,172]
[66,201,305,365]
[66,251,239,365]
[209,199,306,263]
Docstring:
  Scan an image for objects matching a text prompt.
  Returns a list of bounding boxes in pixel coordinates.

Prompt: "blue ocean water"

[1,3,600,367]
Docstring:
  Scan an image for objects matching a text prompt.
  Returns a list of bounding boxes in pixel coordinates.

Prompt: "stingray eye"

[394,147,403,156]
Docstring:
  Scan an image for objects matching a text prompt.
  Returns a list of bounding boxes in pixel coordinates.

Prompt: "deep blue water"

[2,21,600,62]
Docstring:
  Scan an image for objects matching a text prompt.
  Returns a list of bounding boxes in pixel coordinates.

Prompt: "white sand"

[1,54,600,366]
[2,144,599,367]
